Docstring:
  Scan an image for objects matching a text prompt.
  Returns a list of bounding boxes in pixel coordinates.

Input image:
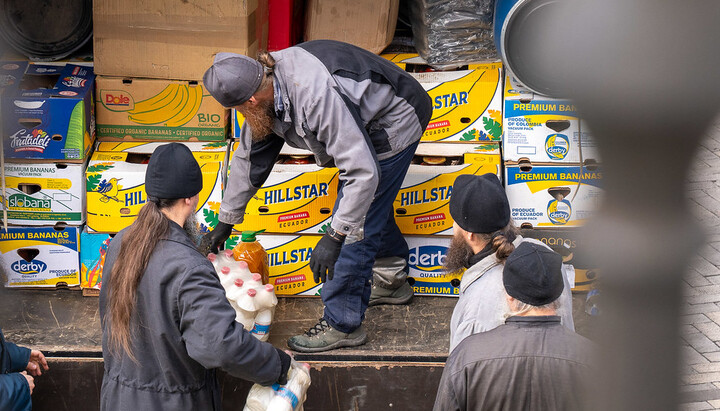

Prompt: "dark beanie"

[449,173,510,234]
[145,143,203,199]
[503,242,564,306]
[203,52,264,107]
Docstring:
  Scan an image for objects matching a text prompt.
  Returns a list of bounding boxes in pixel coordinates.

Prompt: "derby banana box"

[520,228,598,292]
[226,234,323,296]
[503,78,599,163]
[1,161,86,226]
[381,53,503,143]
[0,61,95,162]
[79,229,114,295]
[95,76,228,142]
[0,225,80,288]
[86,142,226,233]
[505,162,604,228]
[395,143,501,235]
[405,236,462,297]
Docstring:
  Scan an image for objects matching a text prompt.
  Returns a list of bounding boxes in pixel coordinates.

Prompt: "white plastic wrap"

[243,361,312,411]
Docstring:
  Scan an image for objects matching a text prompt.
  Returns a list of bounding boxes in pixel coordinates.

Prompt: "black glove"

[309,231,345,283]
[275,348,292,385]
[198,221,233,255]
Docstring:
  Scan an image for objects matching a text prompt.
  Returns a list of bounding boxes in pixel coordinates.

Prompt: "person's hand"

[309,231,345,283]
[198,221,234,255]
[26,350,49,377]
[20,372,34,394]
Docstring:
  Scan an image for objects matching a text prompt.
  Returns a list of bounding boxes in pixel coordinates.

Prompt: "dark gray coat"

[434,316,595,411]
[99,222,284,411]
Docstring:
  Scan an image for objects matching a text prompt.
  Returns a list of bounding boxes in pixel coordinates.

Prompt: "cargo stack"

[501,78,602,291]
[0,61,96,289]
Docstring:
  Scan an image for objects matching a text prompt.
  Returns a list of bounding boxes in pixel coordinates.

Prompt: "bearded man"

[444,173,575,352]
[99,143,291,411]
[201,40,432,353]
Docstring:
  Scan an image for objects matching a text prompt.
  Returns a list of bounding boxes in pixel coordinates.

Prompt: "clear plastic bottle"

[233,230,270,284]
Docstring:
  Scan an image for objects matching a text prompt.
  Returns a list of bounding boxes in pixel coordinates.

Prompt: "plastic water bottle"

[585,288,600,316]
[266,362,312,411]
[251,309,273,341]
[243,383,277,411]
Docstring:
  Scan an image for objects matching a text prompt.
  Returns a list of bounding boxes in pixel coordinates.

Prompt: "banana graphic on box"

[127,84,203,127]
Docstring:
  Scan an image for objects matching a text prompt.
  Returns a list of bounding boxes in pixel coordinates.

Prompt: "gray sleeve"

[433,361,463,411]
[177,264,282,386]
[219,125,284,225]
[303,86,379,236]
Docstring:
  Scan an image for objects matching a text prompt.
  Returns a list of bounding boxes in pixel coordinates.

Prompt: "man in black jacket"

[434,242,595,410]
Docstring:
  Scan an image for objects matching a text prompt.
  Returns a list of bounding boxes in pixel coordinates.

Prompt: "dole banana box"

[80,229,114,294]
[503,78,599,163]
[86,142,226,233]
[381,53,503,143]
[520,227,597,292]
[505,162,604,228]
[1,161,86,226]
[95,76,228,142]
[405,236,461,297]
[226,234,322,296]
[394,143,501,235]
[0,225,80,288]
[0,61,95,162]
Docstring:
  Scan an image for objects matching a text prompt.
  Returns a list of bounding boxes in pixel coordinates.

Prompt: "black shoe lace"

[305,319,331,336]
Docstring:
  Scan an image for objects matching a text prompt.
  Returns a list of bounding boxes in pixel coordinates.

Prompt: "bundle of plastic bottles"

[208,250,278,341]
[244,361,312,411]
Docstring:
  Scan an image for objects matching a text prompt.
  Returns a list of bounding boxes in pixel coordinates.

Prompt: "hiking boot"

[369,281,414,307]
[287,319,367,353]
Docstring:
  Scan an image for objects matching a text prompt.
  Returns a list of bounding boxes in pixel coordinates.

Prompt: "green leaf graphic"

[460,129,477,141]
[204,141,227,149]
[203,209,219,228]
[318,223,331,234]
[87,174,102,192]
[226,236,239,250]
[482,117,502,138]
[86,164,114,173]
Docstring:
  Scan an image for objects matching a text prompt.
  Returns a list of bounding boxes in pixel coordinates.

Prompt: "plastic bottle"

[266,362,312,411]
[243,383,276,411]
[233,230,270,284]
[251,309,273,341]
[585,288,600,316]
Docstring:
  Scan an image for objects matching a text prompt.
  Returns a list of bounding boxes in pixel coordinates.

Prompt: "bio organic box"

[394,143,501,235]
[226,234,322,296]
[0,225,80,288]
[0,62,95,161]
[503,78,599,163]
[505,162,603,228]
[405,236,460,297]
[80,230,114,294]
[86,142,226,233]
[520,228,597,292]
[381,54,503,143]
[95,76,228,142]
[1,161,86,226]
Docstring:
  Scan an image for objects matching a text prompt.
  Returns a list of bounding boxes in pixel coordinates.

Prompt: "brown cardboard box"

[93,0,269,80]
[304,0,399,54]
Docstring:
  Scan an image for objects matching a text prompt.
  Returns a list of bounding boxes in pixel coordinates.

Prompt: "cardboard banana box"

[0,225,80,288]
[86,142,226,233]
[79,229,114,293]
[95,76,228,142]
[404,236,462,297]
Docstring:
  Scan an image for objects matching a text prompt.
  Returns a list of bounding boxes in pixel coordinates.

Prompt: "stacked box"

[79,230,114,295]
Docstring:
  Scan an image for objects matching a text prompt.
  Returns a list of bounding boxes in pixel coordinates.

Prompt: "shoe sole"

[368,291,414,307]
[288,333,369,353]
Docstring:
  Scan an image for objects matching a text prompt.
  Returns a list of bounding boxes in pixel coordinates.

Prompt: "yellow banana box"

[86,143,225,233]
[1,161,86,226]
[95,76,228,142]
[381,54,503,143]
[505,162,604,228]
[80,229,114,292]
[0,225,80,288]
[225,234,323,296]
[503,77,599,163]
[394,143,501,236]
[231,109,245,139]
[405,236,462,297]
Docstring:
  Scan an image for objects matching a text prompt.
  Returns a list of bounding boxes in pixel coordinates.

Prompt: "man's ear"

[247,96,258,105]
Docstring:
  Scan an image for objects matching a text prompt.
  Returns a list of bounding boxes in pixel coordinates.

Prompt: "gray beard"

[183,213,202,246]
[443,233,474,274]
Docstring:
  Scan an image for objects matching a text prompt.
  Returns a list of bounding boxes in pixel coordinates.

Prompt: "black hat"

[503,242,564,306]
[449,173,510,234]
[145,143,203,199]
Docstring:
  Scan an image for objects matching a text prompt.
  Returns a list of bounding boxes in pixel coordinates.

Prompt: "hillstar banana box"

[0,61,95,162]
[226,234,323,296]
[505,162,604,228]
[395,143,501,236]
[1,161,86,226]
[405,236,461,297]
[503,78,599,163]
[0,225,80,288]
[86,142,226,233]
[80,230,114,295]
[95,76,228,142]
[520,228,597,292]
[381,54,503,143]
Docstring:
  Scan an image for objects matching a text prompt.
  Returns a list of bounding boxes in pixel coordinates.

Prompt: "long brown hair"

[477,220,521,262]
[107,198,178,361]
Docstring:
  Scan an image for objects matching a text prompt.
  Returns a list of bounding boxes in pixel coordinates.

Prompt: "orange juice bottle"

[232,229,269,284]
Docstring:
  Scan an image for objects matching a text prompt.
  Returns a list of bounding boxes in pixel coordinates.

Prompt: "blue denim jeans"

[321,141,418,333]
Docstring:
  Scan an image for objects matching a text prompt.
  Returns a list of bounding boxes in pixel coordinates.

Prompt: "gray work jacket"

[220,40,432,236]
[99,222,284,411]
[435,316,595,411]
